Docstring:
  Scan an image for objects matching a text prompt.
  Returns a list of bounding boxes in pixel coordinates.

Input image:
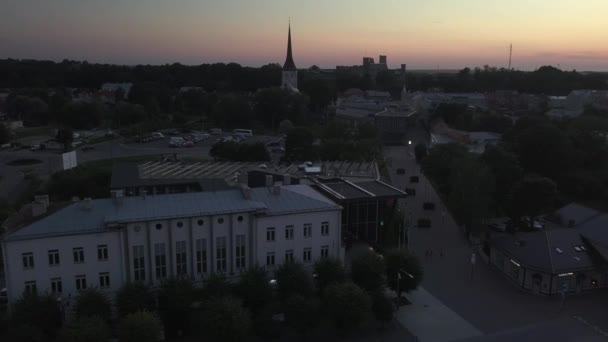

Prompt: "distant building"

[100,83,133,99]
[430,119,501,154]
[281,23,298,92]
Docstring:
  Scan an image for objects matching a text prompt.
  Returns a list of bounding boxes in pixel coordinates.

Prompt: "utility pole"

[508,44,513,70]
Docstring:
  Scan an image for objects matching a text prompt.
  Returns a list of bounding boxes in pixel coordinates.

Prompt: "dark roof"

[491,229,595,273]
[553,203,600,227]
[314,179,406,201]
[577,214,608,262]
[283,24,297,71]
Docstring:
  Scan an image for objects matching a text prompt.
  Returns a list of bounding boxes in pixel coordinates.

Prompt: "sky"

[1,0,607,71]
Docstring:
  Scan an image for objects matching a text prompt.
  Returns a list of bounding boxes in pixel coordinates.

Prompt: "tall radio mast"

[508,44,513,70]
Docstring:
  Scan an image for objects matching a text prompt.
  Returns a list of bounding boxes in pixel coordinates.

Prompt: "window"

[216,237,227,272]
[75,275,87,291]
[197,219,204,226]
[22,253,34,269]
[48,250,60,266]
[99,272,110,288]
[266,227,276,242]
[176,241,188,276]
[24,281,37,295]
[285,225,294,240]
[154,243,167,279]
[50,278,62,294]
[303,248,312,263]
[321,245,329,258]
[155,223,163,230]
[303,224,312,238]
[266,252,275,267]
[97,245,108,261]
[218,218,224,224]
[285,250,294,263]
[321,222,329,236]
[235,235,246,271]
[177,221,183,228]
[73,247,85,263]
[196,239,207,274]
[237,215,244,222]
[133,245,145,281]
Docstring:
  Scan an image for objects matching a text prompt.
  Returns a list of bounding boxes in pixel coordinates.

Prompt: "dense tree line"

[421,109,608,233]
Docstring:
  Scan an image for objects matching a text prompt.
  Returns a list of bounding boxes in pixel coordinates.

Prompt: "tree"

[278,119,294,134]
[212,94,252,129]
[385,250,423,298]
[507,176,558,230]
[275,261,314,300]
[234,266,273,313]
[284,294,320,335]
[0,124,11,144]
[300,78,333,112]
[285,126,317,161]
[254,87,288,130]
[113,102,147,127]
[57,101,104,129]
[158,278,195,338]
[351,251,385,292]
[118,311,163,342]
[204,272,233,298]
[56,127,74,151]
[115,282,156,318]
[313,257,346,291]
[371,290,395,328]
[10,294,62,340]
[73,288,112,322]
[200,296,251,342]
[481,145,523,209]
[422,143,469,195]
[447,156,495,229]
[323,282,372,332]
[61,317,110,342]
[414,143,427,162]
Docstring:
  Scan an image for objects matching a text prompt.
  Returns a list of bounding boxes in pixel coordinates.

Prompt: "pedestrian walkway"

[396,286,482,342]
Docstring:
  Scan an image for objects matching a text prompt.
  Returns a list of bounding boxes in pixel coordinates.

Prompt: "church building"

[281,23,298,92]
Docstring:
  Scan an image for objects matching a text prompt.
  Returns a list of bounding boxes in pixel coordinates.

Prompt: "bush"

[119,311,162,342]
[158,278,195,338]
[73,288,112,322]
[235,266,273,313]
[61,316,110,342]
[371,290,395,328]
[350,251,385,292]
[200,296,251,342]
[115,282,156,318]
[284,294,320,334]
[385,249,424,298]
[323,282,372,332]
[205,272,233,298]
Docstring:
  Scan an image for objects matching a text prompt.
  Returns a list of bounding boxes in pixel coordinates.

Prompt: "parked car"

[152,132,164,139]
[209,128,223,135]
[105,130,115,137]
[410,176,419,183]
[417,218,432,228]
[271,147,285,153]
[423,202,436,210]
[488,223,508,232]
[396,168,406,175]
[182,140,195,148]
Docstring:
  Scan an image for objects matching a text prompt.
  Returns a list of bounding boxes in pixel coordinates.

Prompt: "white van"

[233,129,253,137]
[209,128,223,135]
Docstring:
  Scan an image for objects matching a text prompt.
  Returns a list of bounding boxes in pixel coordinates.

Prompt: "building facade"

[1,185,342,304]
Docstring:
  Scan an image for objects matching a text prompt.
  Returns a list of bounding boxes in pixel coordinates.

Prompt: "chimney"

[265,175,273,187]
[272,184,281,195]
[83,197,92,210]
[34,194,50,207]
[31,201,47,217]
[240,184,252,200]
[379,55,387,65]
[283,175,291,186]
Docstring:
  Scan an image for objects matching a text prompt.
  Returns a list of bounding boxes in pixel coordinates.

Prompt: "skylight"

[555,248,563,254]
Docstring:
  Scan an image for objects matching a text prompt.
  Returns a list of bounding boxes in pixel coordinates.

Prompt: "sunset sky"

[1,0,607,71]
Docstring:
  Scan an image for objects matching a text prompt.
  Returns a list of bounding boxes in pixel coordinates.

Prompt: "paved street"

[384,144,608,341]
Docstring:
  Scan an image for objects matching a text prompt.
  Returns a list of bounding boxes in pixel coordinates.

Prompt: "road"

[384,144,608,340]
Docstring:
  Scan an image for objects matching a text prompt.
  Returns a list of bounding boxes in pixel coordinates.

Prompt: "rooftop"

[4,186,341,241]
[314,178,407,201]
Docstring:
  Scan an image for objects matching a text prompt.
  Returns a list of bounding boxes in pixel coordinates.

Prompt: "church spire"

[283,21,297,71]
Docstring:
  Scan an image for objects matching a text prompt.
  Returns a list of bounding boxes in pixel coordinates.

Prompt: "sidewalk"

[396,287,482,342]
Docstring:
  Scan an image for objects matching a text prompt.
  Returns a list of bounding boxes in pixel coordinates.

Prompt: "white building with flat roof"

[1,185,342,304]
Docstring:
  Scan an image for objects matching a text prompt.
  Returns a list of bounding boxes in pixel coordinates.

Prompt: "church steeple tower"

[283,22,297,71]
[281,21,298,92]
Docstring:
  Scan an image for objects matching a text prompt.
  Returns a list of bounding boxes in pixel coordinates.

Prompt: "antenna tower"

[508,44,513,70]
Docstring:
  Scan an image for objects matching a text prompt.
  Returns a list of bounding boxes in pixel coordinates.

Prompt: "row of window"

[266,222,330,242]
[22,245,108,269]
[131,235,247,281]
[265,246,329,267]
[149,215,245,231]
[23,272,111,296]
